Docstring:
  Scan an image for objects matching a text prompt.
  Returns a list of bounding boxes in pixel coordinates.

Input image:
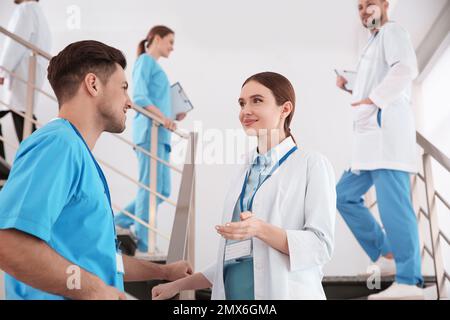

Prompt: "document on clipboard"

[334,69,357,92]
[170,82,194,120]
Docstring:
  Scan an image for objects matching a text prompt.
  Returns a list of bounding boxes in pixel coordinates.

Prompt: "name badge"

[224,240,252,261]
[116,252,125,274]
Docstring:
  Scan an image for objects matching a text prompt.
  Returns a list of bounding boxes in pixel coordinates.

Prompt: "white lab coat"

[351,22,418,173]
[0,2,51,112]
[202,137,336,300]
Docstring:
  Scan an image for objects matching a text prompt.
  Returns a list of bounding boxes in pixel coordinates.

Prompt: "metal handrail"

[417,131,450,172]
[418,172,425,182]
[112,134,183,174]
[423,245,435,259]
[436,191,450,211]
[0,100,182,178]
[0,135,18,149]
[131,104,189,139]
[98,158,177,207]
[0,26,52,60]
[111,203,170,240]
[418,207,430,221]
[0,66,58,102]
[439,231,450,247]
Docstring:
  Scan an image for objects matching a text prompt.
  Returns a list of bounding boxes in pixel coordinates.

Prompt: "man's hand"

[351,98,374,107]
[163,261,193,282]
[336,75,348,90]
[0,77,4,85]
[175,112,187,121]
[215,212,263,241]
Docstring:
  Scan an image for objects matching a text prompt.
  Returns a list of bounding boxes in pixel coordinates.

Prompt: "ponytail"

[137,39,146,57]
[286,127,297,145]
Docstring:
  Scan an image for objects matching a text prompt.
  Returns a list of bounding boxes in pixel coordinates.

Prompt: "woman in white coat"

[152,72,336,300]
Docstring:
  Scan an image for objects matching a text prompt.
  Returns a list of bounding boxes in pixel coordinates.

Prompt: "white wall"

[0,0,446,283]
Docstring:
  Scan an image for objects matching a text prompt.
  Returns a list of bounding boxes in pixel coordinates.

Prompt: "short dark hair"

[47,40,127,105]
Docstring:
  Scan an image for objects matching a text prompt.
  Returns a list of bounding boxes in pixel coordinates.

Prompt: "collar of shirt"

[248,136,296,174]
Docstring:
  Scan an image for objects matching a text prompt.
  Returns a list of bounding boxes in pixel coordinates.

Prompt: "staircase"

[1,25,449,300]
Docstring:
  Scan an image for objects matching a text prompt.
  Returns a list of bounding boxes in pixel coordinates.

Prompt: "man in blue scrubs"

[0,40,192,300]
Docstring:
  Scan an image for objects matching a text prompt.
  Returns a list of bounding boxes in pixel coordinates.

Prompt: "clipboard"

[170,82,194,120]
[335,69,356,92]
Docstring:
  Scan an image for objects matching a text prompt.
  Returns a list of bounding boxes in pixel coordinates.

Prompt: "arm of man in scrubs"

[0,134,125,300]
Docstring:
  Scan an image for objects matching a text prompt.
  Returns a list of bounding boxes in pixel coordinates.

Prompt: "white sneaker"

[368,282,425,300]
[360,256,396,277]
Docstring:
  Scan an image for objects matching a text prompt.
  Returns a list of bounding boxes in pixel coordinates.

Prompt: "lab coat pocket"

[352,104,380,134]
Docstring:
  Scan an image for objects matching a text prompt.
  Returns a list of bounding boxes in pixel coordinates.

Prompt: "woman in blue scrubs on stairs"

[114,26,187,253]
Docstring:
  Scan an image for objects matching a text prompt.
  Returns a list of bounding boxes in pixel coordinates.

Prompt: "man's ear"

[84,73,100,97]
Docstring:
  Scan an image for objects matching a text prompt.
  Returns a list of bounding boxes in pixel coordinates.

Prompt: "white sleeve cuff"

[200,262,216,285]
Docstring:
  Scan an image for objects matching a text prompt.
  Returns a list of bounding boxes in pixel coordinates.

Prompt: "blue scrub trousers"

[115,140,171,252]
[336,169,423,286]
[223,257,255,300]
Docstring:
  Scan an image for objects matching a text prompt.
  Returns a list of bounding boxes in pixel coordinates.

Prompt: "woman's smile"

[242,118,258,127]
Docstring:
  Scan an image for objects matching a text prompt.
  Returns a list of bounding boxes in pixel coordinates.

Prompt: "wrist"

[71,275,105,300]
[256,220,268,240]
[172,278,185,292]
[160,263,169,281]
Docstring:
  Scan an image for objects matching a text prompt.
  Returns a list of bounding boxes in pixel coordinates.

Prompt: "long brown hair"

[242,72,296,142]
[137,25,175,57]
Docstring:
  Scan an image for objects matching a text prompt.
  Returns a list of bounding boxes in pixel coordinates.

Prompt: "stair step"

[323,276,437,300]
[124,276,437,300]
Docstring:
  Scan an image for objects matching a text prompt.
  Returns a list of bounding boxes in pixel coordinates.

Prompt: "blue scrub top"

[132,53,172,146]
[0,118,123,300]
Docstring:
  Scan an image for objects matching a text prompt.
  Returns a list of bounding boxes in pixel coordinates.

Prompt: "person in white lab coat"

[336,0,424,300]
[0,0,51,158]
[151,72,337,300]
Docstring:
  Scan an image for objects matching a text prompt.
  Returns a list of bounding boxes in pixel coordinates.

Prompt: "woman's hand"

[152,281,180,300]
[175,112,187,121]
[163,117,177,131]
[215,212,263,240]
